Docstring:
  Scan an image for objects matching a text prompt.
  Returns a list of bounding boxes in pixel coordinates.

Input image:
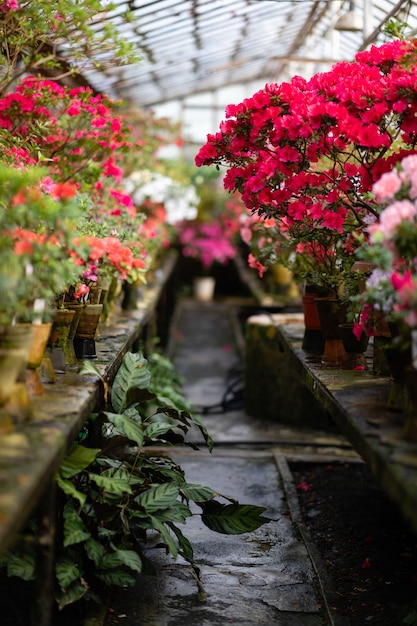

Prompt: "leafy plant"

[2,349,271,612]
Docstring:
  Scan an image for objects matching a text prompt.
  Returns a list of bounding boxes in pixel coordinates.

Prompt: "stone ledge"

[246,314,417,534]
[0,250,178,559]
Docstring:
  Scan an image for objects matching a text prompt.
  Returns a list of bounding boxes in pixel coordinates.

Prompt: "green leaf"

[84,537,104,566]
[148,516,178,558]
[55,555,82,590]
[111,351,151,412]
[6,552,36,581]
[89,473,133,497]
[180,483,218,503]
[56,579,89,610]
[201,502,271,535]
[103,411,144,447]
[190,412,214,452]
[63,502,91,547]
[96,569,136,587]
[152,502,192,524]
[136,482,179,513]
[56,474,87,507]
[59,444,100,478]
[143,421,177,441]
[102,548,142,574]
[169,524,194,563]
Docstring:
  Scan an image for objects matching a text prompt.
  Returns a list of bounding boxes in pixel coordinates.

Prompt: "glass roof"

[82,0,417,108]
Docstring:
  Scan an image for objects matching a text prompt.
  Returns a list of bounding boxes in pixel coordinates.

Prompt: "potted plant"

[195,38,417,339]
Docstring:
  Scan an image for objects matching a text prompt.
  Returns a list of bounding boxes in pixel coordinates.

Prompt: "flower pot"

[383,323,412,412]
[314,297,347,367]
[0,323,33,378]
[0,349,29,406]
[339,323,369,370]
[121,279,142,310]
[47,308,78,373]
[301,291,325,355]
[403,367,417,442]
[74,303,103,359]
[25,322,53,395]
[193,276,215,302]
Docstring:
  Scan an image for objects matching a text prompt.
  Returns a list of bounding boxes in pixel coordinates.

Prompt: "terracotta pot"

[0,324,33,378]
[314,297,348,366]
[25,322,53,395]
[301,292,325,355]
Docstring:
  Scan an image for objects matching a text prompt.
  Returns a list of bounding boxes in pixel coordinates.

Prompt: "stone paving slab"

[102,298,337,625]
[104,450,325,626]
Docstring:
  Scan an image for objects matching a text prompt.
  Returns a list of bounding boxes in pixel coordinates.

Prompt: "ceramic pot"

[314,297,347,366]
[301,291,325,355]
[121,280,142,310]
[403,367,417,441]
[384,322,412,412]
[74,303,103,359]
[25,322,53,395]
[193,276,215,302]
[47,308,78,373]
[0,323,33,378]
[339,323,369,370]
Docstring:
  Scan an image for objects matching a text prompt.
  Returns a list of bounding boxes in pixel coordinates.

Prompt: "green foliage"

[3,349,271,611]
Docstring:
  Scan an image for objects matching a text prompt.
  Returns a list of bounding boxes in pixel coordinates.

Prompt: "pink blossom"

[1,0,19,12]
[372,169,402,203]
[400,154,417,199]
[378,200,417,239]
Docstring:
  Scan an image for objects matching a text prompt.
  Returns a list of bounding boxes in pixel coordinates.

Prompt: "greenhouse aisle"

[102,298,348,626]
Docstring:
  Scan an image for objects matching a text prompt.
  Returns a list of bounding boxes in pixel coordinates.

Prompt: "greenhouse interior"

[2,1,417,625]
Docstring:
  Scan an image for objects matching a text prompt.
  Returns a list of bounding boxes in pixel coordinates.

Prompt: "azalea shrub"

[195,38,417,294]
[0,165,90,323]
[177,219,237,270]
[353,153,417,336]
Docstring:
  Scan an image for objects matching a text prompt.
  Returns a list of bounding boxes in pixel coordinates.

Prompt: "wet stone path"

[104,298,340,626]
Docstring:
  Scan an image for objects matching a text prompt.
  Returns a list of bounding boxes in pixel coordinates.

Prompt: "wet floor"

[103,298,354,626]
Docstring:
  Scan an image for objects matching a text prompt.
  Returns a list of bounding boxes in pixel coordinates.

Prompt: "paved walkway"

[103,298,355,626]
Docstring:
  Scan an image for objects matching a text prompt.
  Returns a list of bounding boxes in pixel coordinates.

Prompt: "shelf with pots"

[245,312,417,534]
[0,249,178,563]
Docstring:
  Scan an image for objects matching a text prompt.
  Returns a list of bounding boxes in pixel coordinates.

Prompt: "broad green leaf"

[89,473,133,496]
[59,444,100,478]
[111,351,151,413]
[148,516,178,558]
[169,524,194,563]
[55,556,82,589]
[136,482,179,513]
[63,502,91,547]
[56,474,86,507]
[180,483,218,503]
[56,580,88,610]
[201,503,271,535]
[103,411,144,447]
[78,360,102,379]
[96,569,136,587]
[102,548,142,573]
[6,552,36,581]
[84,537,104,566]
[152,502,192,524]
[190,412,214,452]
[143,422,176,441]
